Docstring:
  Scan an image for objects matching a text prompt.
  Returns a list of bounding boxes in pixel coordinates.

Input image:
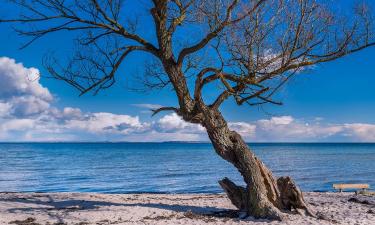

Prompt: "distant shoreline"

[1,142,375,144]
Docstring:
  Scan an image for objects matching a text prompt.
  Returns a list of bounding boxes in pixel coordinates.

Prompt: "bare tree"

[2,0,374,220]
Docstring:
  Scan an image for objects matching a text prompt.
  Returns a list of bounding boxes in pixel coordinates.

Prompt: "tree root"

[277,176,316,218]
[219,176,316,221]
[219,177,284,221]
[218,177,247,210]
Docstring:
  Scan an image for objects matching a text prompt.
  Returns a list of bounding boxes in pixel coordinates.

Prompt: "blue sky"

[0,1,374,142]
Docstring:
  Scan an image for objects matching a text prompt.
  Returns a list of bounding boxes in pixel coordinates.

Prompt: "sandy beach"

[0,192,373,225]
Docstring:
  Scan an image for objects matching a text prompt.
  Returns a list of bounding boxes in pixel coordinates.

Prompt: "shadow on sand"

[1,194,240,224]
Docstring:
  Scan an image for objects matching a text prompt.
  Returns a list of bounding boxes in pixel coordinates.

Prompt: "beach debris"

[357,190,375,196]
[183,210,217,223]
[142,214,176,221]
[74,222,89,225]
[9,217,41,225]
[95,219,111,225]
[211,209,239,218]
[315,211,330,221]
[348,197,372,205]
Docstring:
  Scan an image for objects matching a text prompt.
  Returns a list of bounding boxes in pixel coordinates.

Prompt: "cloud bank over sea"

[0,57,374,142]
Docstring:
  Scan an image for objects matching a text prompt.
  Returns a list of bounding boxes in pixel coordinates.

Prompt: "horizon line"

[0,141,375,144]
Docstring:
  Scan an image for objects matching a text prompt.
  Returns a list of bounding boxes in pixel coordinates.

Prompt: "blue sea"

[0,143,374,193]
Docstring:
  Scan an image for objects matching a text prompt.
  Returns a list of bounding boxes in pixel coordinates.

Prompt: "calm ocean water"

[0,143,374,193]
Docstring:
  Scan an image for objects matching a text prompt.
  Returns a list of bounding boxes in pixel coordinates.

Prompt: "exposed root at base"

[277,176,316,218]
[219,176,317,221]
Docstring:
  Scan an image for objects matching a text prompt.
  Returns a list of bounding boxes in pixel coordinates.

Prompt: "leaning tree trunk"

[201,108,315,220]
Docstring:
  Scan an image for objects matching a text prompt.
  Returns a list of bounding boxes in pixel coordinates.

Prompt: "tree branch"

[151,107,180,116]
[177,0,266,66]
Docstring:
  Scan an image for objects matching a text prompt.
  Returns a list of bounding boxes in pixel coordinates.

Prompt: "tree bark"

[160,56,314,221]
[200,108,314,220]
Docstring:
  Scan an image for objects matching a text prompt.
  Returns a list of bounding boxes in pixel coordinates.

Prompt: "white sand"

[0,192,374,225]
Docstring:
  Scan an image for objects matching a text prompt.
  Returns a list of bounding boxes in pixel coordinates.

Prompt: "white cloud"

[256,50,312,74]
[0,57,375,142]
[0,102,11,117]
[0,57,51,100]
[253,116,345,141]
[229,122,256,138]
[10,96,51,116]
[62,107,82,118]
[0,57,206,141]
[65,112,147,135]
[132,104,163,109]
[343,123,375,141]
[257,116,294,126]
[0,57,53,117]
[156,113,205,133]
[1,119,35,131]
[132,104,164,114]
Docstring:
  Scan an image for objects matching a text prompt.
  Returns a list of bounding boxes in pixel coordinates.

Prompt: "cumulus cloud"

[253,116,345,141]
[0,57,53,117]
[0,57,51,100]
[258,116,294,126]
[0,102,11,117]
[1,119,35,131]
[342,124,375,141]
[65,112,147,134]
[155,113,204,133]
[0,57,375,142]
[229,122,256,138]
